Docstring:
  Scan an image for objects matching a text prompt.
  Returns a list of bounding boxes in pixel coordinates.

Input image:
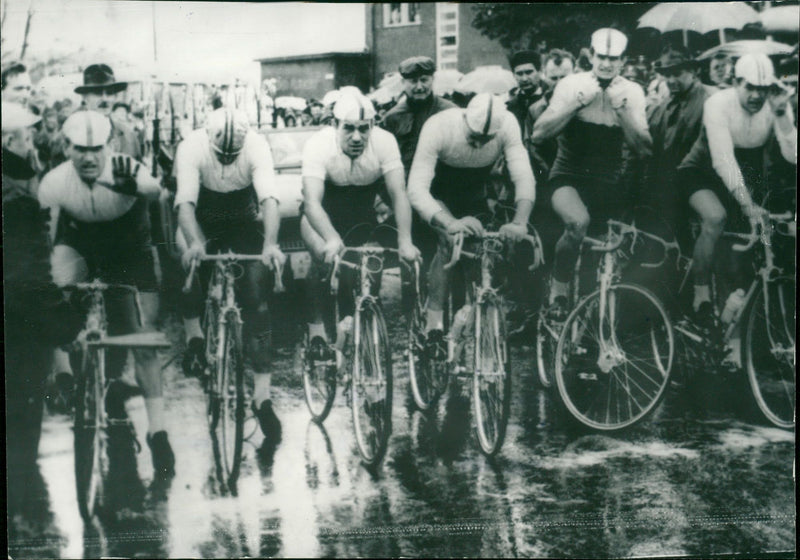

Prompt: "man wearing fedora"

[643,47,709,232]
[76,63,142,160]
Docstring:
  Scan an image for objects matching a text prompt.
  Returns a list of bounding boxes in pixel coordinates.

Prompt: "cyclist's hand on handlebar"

[182,241,206,269]
[499,221,528,242]
[322,236,344,264]
[261,243,286,270]
[447,217,484,237]
[398,240,421,263]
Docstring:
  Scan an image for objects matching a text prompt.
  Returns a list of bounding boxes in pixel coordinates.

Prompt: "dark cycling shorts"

[196,186,264,254]
[54,197,159,291]
[547,173,631,227]
[430,161,493,223]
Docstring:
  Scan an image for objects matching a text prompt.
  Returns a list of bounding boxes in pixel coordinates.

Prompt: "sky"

[1,0,367,83]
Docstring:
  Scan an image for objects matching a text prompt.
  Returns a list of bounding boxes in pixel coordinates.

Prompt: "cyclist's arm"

[174,140,206,248]
[773,105,797,164]
[614,87,652,158]
[383,167,413,245]
[406,118,445,224]
[530,79,582,143]
[248,132,283,250]
[501,116,536,222]
[704,100,754,208]
[302,176,339,243]
[177,202,206,249]
[261,197,281,248]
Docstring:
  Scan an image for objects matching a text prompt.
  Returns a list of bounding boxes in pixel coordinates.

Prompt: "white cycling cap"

[333,91,376,122]
[62,110,111,147]
[591,28,627,57]
[1,101,40,131]
[464,93,506,136]
[735,53,777,87]
[206,108,249,156]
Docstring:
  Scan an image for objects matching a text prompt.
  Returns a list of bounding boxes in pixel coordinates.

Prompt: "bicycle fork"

[596,253,625,374]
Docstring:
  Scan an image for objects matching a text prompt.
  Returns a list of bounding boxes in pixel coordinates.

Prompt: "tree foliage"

[470,3,659,58]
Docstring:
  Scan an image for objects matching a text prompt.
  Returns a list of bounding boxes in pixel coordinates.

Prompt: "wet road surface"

[12,274,796,558]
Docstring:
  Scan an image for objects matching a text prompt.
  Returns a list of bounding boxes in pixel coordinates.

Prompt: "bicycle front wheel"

[74,346,108,520]
[408,296,448,411]
[218,314,245,492]
[743,278,795,429]
[555,283,673,431]
[300,332,337,423]
[536,311,560,389]
[472,296,512,457]
[351,300,393,467]
[204,275,222,429]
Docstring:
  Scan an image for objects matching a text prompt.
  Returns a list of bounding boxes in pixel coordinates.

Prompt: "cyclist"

[175,107,286,452]
[406,92,535,345]
[530,28,652,318]
[37,110,175,477]
[300,90,419,369]
[676,53,796,332]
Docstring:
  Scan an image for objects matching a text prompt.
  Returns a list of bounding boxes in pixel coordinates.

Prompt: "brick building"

[257,52,371,100]
[366,3,509,83]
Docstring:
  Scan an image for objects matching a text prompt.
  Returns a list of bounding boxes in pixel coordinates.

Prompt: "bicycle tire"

[408,294,448,411]
[204,273,222,429]
[351,299,393,467]
[535,312,559,389]
[555,283,674,431]
[217,313,245,492]
[743,278,795,429]
[301,332,338,423]
[74,346,107,520]
[472,296,512,457]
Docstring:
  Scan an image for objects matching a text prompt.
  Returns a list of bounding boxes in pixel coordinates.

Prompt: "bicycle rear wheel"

[555,283,673,431]
[408,293,448,411]
[217,314,245,492]
[472,296,512,457]
[74,346,108,520]
[301,332,338,423]
[351,300,393,467]
[743,278,795,429]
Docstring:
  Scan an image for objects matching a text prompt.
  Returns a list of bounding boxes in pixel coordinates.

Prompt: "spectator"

[540,49,575,91]
[2,62,33,109]
[57,98,75,126]
[507,50,547,143]
[576,47,593,72]
[705,52,733,93]
[33,107,61,172]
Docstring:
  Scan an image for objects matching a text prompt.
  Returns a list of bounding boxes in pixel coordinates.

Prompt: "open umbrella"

[432,69,464,96]
[638,2,759,35]
[456,65,517,95]
[697,40,794,61]
[321,89,341,107]
[275,96,308,111]
[760,5,800,35]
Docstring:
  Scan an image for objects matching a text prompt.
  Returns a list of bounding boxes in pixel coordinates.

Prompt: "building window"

[383,3,421,27]
[436,3,459,70]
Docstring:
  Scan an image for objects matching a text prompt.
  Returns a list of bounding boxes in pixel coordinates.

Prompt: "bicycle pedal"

[577,372,598,381]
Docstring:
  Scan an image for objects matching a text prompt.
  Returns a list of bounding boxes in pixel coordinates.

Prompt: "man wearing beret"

[38,110,176,479]
[507,50,547,142]
[3,102,83,530]
[643,48,708,233]
[381,56,456,264]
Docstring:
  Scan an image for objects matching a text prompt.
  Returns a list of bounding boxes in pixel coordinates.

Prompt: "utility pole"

[19,0,34,60]
[152,1,158,63]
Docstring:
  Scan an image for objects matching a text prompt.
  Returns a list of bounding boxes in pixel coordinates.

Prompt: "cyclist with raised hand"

[406,92,536,351]
[531,28,652,318]
[37,110,175,477]
[301,90,420,363]
[677,53,796,331]
[175,107,286,453]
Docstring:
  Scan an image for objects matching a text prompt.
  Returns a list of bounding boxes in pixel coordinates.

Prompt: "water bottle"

[720,289,746,324]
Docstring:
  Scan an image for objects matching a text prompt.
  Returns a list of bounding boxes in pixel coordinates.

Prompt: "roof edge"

[255,51,370,64]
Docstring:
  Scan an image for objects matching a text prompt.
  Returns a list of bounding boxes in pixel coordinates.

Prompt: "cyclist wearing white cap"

[301,90,419,355]
[407,92,536,338]
[175,107,286,452]
[37,110,175,477]
[677,53,796,327]
[531,28,652,317]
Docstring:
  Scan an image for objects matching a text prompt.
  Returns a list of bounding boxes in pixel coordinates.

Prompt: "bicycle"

[66,279,171,520]
[300,245,402,468]
[183,252,285,493]
[541,220,677,431]
[672,212,795,429]
[409,229,543,456]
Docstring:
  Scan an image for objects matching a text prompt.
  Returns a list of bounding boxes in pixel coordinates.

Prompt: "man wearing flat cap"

[507,50,547,142]
[38,110,177,479]
[643,47,708,231]
[3,102,83,529]
[381,56,456,264]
